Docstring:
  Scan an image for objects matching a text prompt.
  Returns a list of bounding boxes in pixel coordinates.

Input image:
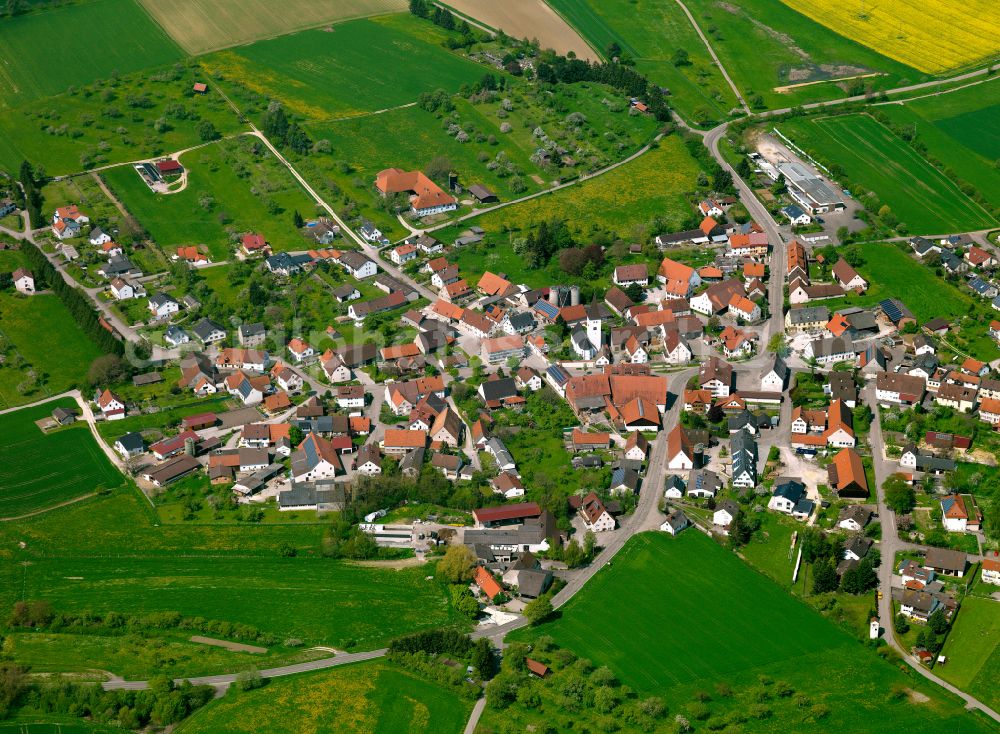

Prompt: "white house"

[96,389,126,420]
[666,426,694,471]
[287,338,315,364]
[579,493,616,533]
[660,511,689,536]
[760,355,788,392]
[89,228,112,246]
[338,251,378,279]
[109,278,136,300]
[12,268,34,295]
[148,293,180,319]
[663,330,692,364]
[982,559,1000,586]
[390,243,418,265]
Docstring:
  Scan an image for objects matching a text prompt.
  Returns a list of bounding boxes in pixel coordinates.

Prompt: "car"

[815,217,824,224]
[842,189,852,198]
[877,591,883,600]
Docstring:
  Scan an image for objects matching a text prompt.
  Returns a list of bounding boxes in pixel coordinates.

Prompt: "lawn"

[878,80,1000,211]
[101,136,317,260]
[510,531,995,732]
[4,629,327,681]
[0,293,105,410]
[94,394,233,442]
[0,0,183,110]
[679,0,926,109]
[138,0,407,55]
[778,114,997,233]
[0,60,243,176]
[546,0,739,125]
[203,14,484,121]
[471,135,698,234]
[175,661,472,733]
[0,491,463,651]
[0,399,123,519]
[779,0,1000,74]
[937,596,1000,713]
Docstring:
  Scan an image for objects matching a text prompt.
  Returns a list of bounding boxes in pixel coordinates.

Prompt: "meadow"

[94,394,233,442]
[0,399,123,519]
[138,0,407,55]
[937,596,1000,713]
[0,293,104,410]
[878,80,1000,210]
[439,134,699,283]
[0,0,182,110]
[780,0,1000,74]
[680,0,926,109]
[0,491,461,650]
[0,60,243,176]
[203,15,484,121]
[175,661,472,734]
[101,136,317,260]
[779,113,997,233]
[546,0,740,125]
[0,723,119,734]
[510,531,995,733]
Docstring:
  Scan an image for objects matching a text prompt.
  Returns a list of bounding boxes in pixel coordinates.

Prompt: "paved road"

[462,697,487,734]
[865,386,1000,723]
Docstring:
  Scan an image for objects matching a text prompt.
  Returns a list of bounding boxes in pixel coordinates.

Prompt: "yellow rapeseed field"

[780,0,1000,74]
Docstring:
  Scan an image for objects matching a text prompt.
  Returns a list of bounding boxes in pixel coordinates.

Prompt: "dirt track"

[444,0,598,60]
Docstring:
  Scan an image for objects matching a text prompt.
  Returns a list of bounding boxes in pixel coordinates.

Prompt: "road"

[865,386,1000,723]
[673,0,749,115]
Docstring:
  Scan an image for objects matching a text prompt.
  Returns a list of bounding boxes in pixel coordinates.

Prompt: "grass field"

[203,15,484,121]
[138,0,407,55]
[101,136,317,260]
[0,723,119,734]
[546,0,739,125]
[780,0,1000,74]
[0,399,123,519]
[779,113,997,233]
[510,532,995,732]
[680,0,926,109]
[0,60,243,176]
[0,0,182,110]
[176,661,471,733]
[472,135,698,235]
[878,80,1000,210]
[0,293,104,410]
[0,491,461,650]
[937,596,1000,713]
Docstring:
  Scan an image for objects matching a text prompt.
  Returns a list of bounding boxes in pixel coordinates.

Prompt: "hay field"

[780,0,1000,74]
[137,0,407,55]
[446,0,598,60]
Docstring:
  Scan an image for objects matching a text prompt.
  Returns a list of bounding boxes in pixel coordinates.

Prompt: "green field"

[0,293,105,410]
[176,661,471,733]
[0,60,243,176]
[0,491,461,650]
[938,596,1000,713]
[780,113,997,233]
[0,399,123,519]
[0,0,183,110]
[878,80,1000,211]
[510,532,994,732]
[203,14,484,121]
[101,136,317,259]
[0,723,119,734]
[547,0,739,125]
[680,0,927,109]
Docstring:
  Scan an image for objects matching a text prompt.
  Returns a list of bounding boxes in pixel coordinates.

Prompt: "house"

[690,279,745,316]
[474,566,504,602]
[660,510,689,536]
[148,293,180,319]
[142,455,200,487]
[768,477,808,514]
[730,429,758,489]
[482,334,525,364]
[687,468,722,498]
[11,268,34,295]
[727,294,760,322]
[785,306,830,333]
[571,430,611,452]
[431,408,464,447]
[781,204,811,226]
[662,329,692,364]
[699,357,734,397]
[666,425,695,470]
[338,251,378,279]
[610,466,641,496]
[613,264,649,287]
[290,433,343,482]
[217,347,270,372]
[358,219,382,242]
[827,447,868,499]
[191,318,226,345]
[0,199,16,218]
[874,372,926,408]
[382,429,427,456]
[899,444,955,475]
[624,430,649,461]
[761,354,789,391]
[935,383,978,413]
[979,396,1000,425]
[150,430,199,460]
[831,260,868,291]
[238,323,267,347]
[923,547,968,577]
[577,492,615,532]
[431,452,463,480]
[108,277,137,301]
[657,258,701,299]
[897,589,943,623]
[843,536,873,563]
[114,432,145,458]
[940,494,982,533]
[336,385,365,411]
[163,324,191,347]
[714,499,740,530]
[287,338,315,364]
[981,559,1000,586]
[375,168,457,216]
[804,336,856,365]
[96,389,126,420]
[473,502,542,528]
[390,243,418,265]
[838,505,872,532]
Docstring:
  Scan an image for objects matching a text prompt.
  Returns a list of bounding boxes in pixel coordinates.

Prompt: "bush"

[235,669,263,691]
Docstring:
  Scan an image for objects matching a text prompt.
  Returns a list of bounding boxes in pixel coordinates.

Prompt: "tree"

[894,613,910,635]
[425,155,453,184]
[624,282,646,302]
[235,669,263,691]
[583,530,597,560]
[524,596,553,625]
[471,638,495,679]
[87,353,127,387]
[928,608,949,635]
[672,48,691,66]
[196,120,219,141]
[437,544,476,583]
[606,42,622,59]
[799,527,831,564]
[811,558,839,594]
[292,210,304,228]
[884,476,916,514]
